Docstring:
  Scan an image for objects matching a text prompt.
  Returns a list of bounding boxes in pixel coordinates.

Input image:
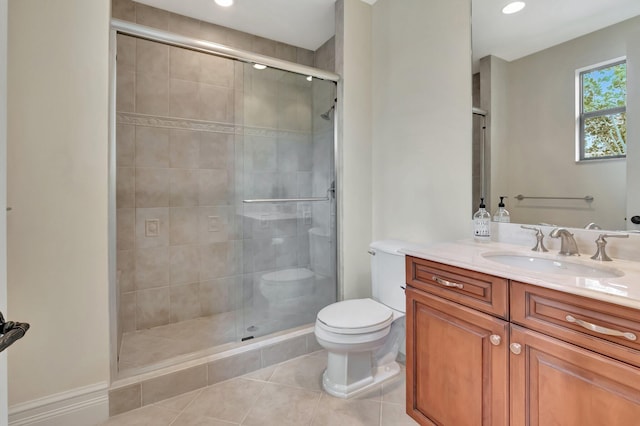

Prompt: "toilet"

[314,240,407,399]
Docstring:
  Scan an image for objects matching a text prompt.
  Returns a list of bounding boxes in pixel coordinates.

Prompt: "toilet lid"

[317,298,393,333]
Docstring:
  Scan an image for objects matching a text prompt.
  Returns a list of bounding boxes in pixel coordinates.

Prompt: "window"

[578,59,626,160]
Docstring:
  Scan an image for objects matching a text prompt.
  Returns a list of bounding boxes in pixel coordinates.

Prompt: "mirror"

[471,0,640,231]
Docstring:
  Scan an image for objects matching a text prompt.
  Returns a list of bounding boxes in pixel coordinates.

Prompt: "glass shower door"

[238,63,337,339]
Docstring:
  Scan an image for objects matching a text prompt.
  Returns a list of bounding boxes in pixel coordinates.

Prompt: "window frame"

[576,57,627,162]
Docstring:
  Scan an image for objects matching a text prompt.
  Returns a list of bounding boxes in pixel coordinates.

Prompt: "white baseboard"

[8,382,109,426]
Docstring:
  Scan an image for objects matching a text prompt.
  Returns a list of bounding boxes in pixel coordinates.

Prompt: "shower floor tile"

[103,351,418,426]
[119,311,239,371]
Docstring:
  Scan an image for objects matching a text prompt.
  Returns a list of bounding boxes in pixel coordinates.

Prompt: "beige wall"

[490,17,640,230]
[7,0,110,405]
[626,25,640,232]
[371,0,472,243]
[336,0,374,299]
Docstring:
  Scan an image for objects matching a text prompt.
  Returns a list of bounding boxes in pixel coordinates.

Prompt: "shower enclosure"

[113,26,338,374]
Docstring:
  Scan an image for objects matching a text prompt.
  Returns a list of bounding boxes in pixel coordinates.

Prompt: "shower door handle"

[243,197,329,203]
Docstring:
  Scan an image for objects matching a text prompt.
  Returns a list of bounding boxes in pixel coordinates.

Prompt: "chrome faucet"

[521,225,548,252]
[549,228,580,256]
[590,233,629,261]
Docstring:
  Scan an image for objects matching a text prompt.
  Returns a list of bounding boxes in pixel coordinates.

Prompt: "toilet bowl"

[314,240,408,399]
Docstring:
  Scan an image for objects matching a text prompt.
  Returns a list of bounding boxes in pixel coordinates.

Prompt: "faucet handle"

[521,225,548,252]
[590,233,629,261]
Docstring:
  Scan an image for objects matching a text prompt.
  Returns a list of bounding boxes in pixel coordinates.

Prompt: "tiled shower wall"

[113,0,336,358]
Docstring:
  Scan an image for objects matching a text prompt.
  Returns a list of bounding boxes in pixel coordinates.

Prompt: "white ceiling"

[137,0,640,58]
[472,0,640,66]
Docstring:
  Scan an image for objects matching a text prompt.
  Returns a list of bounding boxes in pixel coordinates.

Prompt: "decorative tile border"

[116,112,310,139]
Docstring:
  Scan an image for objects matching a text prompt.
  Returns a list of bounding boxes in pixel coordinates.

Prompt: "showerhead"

[320,105,335,120]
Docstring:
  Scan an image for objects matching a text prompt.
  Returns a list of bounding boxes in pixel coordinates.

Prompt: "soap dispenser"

[473,198,491,242]
[493,196,511,223]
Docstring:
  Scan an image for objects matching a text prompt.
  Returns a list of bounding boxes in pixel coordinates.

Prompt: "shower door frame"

[107,20,341,381]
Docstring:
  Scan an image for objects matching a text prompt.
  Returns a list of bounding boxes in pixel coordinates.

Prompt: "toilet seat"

[316,298,394,335]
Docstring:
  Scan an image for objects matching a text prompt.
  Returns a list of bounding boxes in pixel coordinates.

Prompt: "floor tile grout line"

[307,391,324,426]
[237,379,270,426]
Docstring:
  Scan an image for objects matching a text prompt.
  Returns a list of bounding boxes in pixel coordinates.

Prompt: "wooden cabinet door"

[406,287,509,426]
[510,325,640,426]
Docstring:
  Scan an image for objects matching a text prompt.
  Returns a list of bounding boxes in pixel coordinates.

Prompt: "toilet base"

[321,359,401,399]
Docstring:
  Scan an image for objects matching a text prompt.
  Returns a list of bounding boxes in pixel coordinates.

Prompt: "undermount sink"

[482,252,624,279]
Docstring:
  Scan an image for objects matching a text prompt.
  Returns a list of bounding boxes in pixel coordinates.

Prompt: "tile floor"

[104,350,418,426]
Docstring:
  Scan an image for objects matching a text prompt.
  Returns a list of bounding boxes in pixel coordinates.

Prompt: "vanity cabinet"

[405,256,509,425]
[405,256,640,426]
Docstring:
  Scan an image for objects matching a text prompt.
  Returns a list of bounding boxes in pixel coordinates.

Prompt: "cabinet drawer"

[406,256,508,319]
[511,281,640,368]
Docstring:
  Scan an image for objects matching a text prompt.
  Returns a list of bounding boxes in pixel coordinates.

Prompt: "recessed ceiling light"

[502,1,525,14]
[215,0,233,7]
[253,63,267,70]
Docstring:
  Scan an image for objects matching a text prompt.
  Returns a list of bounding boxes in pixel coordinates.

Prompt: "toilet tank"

[370,240,408,313]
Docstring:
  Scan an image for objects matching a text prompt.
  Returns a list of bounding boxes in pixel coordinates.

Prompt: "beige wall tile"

[135,246,170,289]
[116,167,135,208]
[170,283,201,322]
[197,241,241,281]
[207,349,261,385]
[199,276,238,316]
[168,13,201,39]
[117,207,135,250]
[120,291,137,333]
[170,244,200,285]
[226,29,254,51]
[169,207,199,245]
[117,249,135,294]
[169,129,200,168]
[169,46,200,82]
[135,207,169,248]
[296,48,315,67]
[116,123,135,167]
[199,84,234,123]
[136,287,171,329]
[199,54,234,88]
[198,22,230,45]
[169,78,199,119]
[135,126,169,168]
[109,384,141,417]
[136,73,169,115]
[116,34,136,72]
[135,168,169,207]
[198,169,230,206]
[135,3,169,30]
[136,38,169,78]
[199,132,233,170]
[116,68,135,113]
[252,37,277,57]
[112,0,135,21]
[141,365,207,405]
[169,169,199,207]
[261,335,308,367]
[276,42,297,62]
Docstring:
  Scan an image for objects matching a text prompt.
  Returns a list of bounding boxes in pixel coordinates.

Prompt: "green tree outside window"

[580,61,626,160]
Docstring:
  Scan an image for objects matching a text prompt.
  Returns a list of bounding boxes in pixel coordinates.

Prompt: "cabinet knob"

[509,343,522,355]
[489,334,501,346]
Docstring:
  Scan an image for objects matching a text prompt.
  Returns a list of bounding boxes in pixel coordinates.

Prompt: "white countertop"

[402,239,640,310]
